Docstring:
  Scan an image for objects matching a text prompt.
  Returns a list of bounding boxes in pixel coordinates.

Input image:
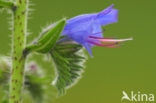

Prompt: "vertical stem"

[10,0,27,103]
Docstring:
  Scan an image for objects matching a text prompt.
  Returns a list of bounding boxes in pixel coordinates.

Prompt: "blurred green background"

[0,0,156,103]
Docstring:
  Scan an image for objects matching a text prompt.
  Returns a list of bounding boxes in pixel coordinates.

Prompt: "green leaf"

[25,75,44,103]
[50,36,87,95]
[0,57,10,85]
[24,19,66,54]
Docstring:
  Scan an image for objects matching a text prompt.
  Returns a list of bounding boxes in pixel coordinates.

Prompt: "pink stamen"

[89,36,133,43]
[87,40,121,47]
[99,38,133,43]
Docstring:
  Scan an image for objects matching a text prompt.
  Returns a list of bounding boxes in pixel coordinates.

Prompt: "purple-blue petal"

[91,22,103,37]
[96,8,118,26]
[63,14,96,33]
[83,43,93,57]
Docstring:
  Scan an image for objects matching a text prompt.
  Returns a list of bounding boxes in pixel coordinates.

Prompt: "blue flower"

[61,4,132,56]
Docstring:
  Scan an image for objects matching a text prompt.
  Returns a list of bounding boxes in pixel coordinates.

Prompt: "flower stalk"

[9,0,27,103]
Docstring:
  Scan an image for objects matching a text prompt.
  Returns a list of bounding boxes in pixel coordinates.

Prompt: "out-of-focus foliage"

[0,56,57,103]
[0,57,10,103]
[0,57,10,85]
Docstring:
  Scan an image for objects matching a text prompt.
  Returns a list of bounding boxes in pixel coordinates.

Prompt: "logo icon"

[121,91,154,102]
[122,91,131,101]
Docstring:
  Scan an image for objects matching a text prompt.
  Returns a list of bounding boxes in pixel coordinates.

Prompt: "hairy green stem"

[0,0,14,9]
[10,0,27,103]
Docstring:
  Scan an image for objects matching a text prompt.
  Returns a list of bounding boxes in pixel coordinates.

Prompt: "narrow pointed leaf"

[25,19,66,54]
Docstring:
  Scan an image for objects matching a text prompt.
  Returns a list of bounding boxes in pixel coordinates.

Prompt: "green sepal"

[49,36,87,96]
[24,19,66,54]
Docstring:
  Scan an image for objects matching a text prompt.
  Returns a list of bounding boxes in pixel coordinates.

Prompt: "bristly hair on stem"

[9,0,28,103]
